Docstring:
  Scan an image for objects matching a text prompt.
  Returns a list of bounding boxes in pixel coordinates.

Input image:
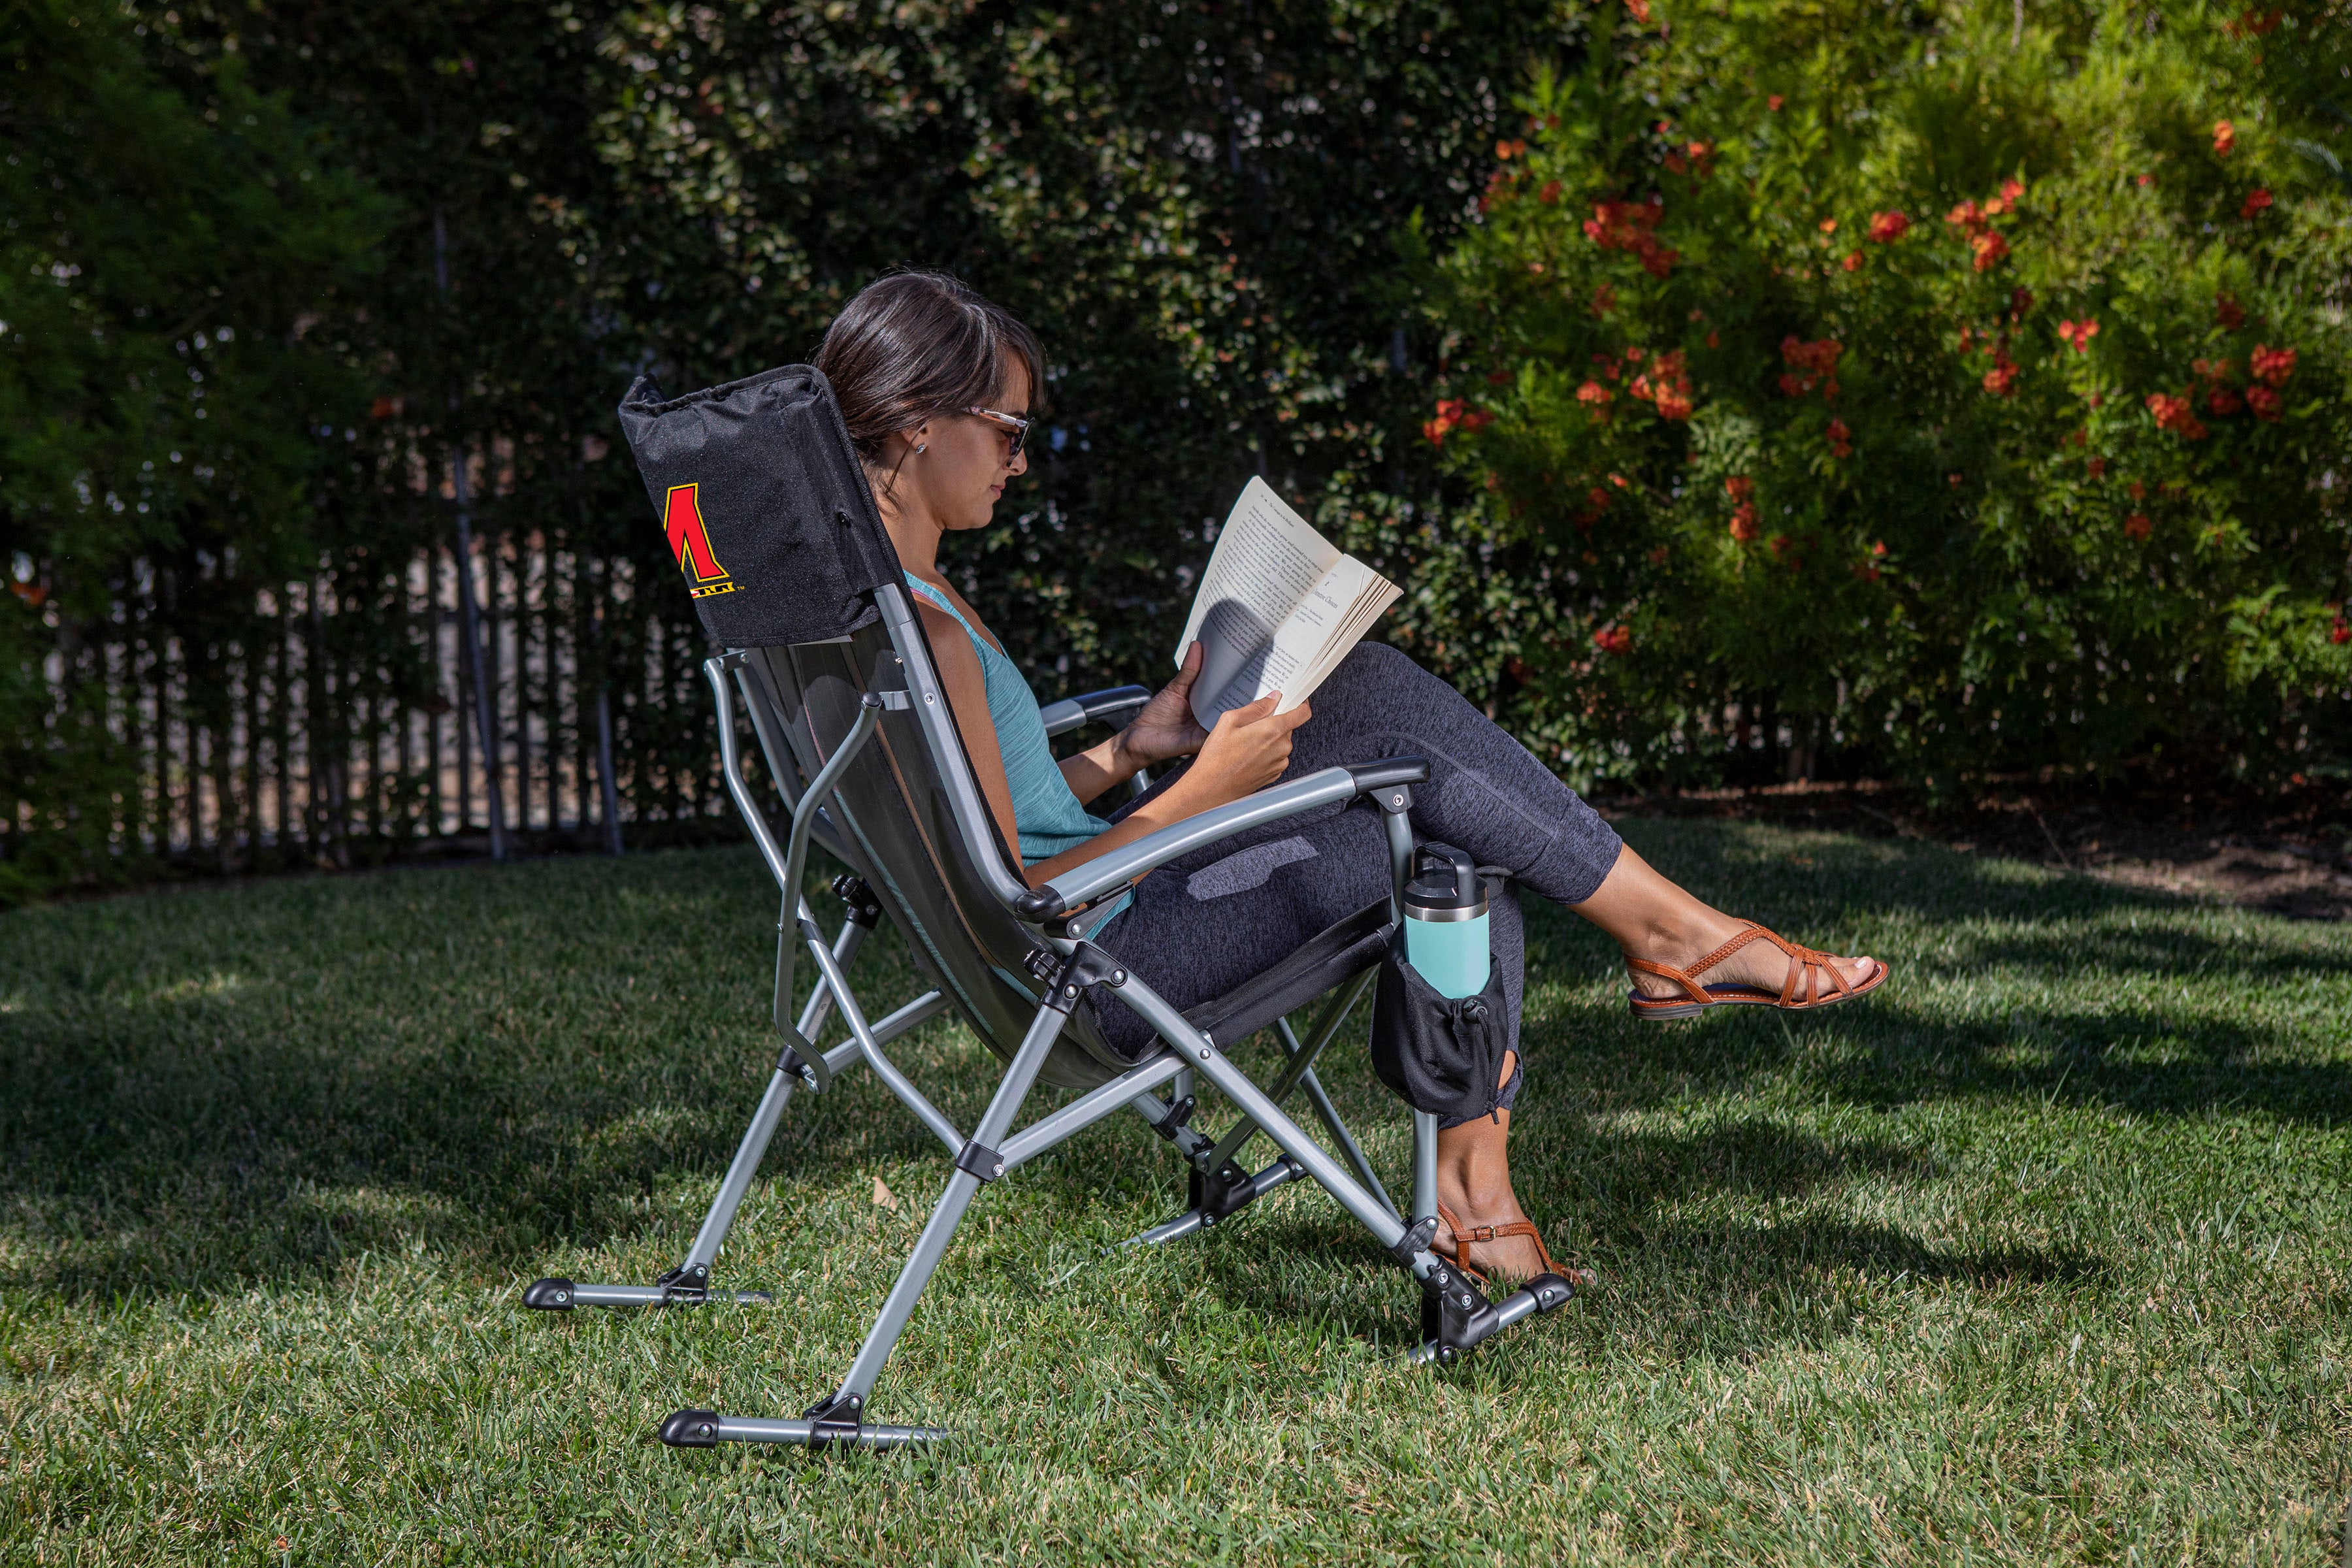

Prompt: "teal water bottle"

[1401,845,1490,999]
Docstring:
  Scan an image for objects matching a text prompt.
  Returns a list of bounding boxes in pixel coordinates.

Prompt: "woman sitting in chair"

[817,270,1888,1288]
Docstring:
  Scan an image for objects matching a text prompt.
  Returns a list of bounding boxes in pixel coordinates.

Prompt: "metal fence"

[12,512,737,879]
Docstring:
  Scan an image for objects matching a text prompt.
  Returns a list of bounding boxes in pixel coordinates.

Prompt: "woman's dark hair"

[815,271,1043,466]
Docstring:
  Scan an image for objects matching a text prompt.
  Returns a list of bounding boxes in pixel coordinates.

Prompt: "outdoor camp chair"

[523,365,1580,1449]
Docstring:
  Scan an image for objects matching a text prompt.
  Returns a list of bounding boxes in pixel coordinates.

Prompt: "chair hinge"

[954,1140,1007,1183]
[777,1032,829,1094]
[831,874,883,928]
[1041,942,1127,1015]
[802,1390,864,1441]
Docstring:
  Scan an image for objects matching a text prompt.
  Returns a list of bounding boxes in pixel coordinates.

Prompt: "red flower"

[2125,514,2152,540]
[1588,486,1611,510]
[2057,318,2100,353]
[2213,120,2237,157]
[2216,294,2247,329]
[1461,408,1493,433]
[1970,231,2010,271]
[2136,172,2154,188]
[2247,385,2283,421]
[1819,217,1839,235]
[2250,344,2296,387]
[2000,178,2025,201]
[1729,502,1760,541]
[1584,197,1677,278]
[1724,475,1755,501]
[1827,417,1852,457]
[1867,210,1910,242]
[2208,385,2245,417]
[2146,393,2208,440]
[1983,360,2019,397]
[1946,199,1984,229]
[1423,399,1469,446]
[2128,480,2146,500]
[1624,0,1652,22]
[1495,138,1527,160]
[1538,178,1563,204]
[1576,380,1615,412]
[2333,617,2351,645]
[1781,336,1843,378]
[2242,188,2273,218]
[1767,94,1784,111]
[2087,457,2106,478]
[1593,624,1633,655]
[1841,250,1863,272]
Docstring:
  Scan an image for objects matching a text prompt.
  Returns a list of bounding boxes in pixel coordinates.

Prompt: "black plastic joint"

[1041,942,1128,1014]
[802,1390,863,1442]
[1151,1095,1197,1141]
[1345,757,1429,806]
[954,1140,1007,1183]
[777,1034,824,1092]
[659,1408,721,1448]
[1388,1215,1440,1269]
[521,1277,576,1311]
[831,874,883,928]
[1013,887,1067,921]
[653,1262,710,1304]
[1191,1158,1257,1226]
[1420,1266,1501,1362]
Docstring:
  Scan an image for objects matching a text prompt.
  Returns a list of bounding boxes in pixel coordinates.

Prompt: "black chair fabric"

[617,365,902,648]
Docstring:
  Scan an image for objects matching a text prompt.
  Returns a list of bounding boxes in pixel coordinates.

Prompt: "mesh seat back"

[740,610,1139,1092]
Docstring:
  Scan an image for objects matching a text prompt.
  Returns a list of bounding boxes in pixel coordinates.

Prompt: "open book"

[1173,477,1402,730]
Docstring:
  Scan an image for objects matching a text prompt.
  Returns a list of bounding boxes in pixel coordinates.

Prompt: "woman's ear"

[911,421,930,455]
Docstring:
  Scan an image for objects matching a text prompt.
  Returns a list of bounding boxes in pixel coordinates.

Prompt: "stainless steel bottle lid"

[1403,845,1487,921]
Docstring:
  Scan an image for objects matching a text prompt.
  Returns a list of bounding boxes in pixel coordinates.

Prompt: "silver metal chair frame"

[527,582,1578,1447]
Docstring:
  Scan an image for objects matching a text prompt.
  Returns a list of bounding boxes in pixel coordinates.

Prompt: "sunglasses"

[964,405,1032,459]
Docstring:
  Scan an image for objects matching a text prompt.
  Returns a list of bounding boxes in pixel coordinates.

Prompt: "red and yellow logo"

[662,482,738,599]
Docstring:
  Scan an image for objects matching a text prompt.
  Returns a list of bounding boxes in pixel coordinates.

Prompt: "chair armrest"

[1011,757,1429,920]
[1038,685,1152,738]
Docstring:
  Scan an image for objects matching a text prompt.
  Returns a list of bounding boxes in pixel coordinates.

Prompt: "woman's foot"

[1623,913,1881,1005]
[1568,845,1880,1010]
[1432,1196,1554,1284]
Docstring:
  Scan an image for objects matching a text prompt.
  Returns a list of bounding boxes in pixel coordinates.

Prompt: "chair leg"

[661,971,1076,1447]
[523,910,948,1312]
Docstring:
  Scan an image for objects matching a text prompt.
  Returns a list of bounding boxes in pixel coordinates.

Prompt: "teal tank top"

[904,576,1133,926]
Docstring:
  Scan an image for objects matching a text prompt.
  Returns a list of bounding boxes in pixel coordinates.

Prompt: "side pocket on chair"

[1368,934,1511,1122]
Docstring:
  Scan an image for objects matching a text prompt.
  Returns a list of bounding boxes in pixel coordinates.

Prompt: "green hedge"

[1413,0,2352,792]
[6,0,2347,900]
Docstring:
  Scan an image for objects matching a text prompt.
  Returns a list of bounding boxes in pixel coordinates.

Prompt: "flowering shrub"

[1412,0,2351,789]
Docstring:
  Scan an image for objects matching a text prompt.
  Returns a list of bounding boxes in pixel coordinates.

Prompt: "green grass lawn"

[3,821,2347,1564]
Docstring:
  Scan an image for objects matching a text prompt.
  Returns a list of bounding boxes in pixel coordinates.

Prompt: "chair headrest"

[618,364,904,646]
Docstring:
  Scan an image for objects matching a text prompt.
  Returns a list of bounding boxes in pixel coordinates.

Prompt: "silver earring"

[915,442,927,453]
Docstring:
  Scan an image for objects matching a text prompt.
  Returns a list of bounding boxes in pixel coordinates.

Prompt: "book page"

[1174,478,1343,727]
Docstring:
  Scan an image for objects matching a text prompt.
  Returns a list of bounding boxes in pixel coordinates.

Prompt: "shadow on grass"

[0,825,2340,1318]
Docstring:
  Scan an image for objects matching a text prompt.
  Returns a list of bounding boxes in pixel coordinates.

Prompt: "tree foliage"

[1419,0,2352,791]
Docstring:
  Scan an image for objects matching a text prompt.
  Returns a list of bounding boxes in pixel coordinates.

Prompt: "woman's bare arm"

[924,604,1309,893]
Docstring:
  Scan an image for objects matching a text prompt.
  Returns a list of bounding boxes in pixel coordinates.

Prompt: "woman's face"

[903,360,1031,534]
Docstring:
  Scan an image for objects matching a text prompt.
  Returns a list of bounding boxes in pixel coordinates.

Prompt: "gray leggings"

[1090,642,1624,1124]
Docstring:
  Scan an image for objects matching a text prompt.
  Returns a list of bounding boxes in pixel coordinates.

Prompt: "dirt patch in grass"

[1598,780,2352,921]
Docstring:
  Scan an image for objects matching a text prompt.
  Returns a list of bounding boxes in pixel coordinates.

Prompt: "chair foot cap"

[521,1277,576,1311]
[660,1409,722,1448]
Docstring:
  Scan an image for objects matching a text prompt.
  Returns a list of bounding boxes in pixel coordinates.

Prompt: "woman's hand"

[1114,642,1212,770]
[1170,691,1313,811]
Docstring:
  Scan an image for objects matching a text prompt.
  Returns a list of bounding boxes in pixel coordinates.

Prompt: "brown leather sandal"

[1435,1201,1597,1290]
[1627,922,1887,1021]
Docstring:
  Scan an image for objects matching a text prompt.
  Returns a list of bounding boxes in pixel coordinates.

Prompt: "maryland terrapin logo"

[662,482,738,599]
